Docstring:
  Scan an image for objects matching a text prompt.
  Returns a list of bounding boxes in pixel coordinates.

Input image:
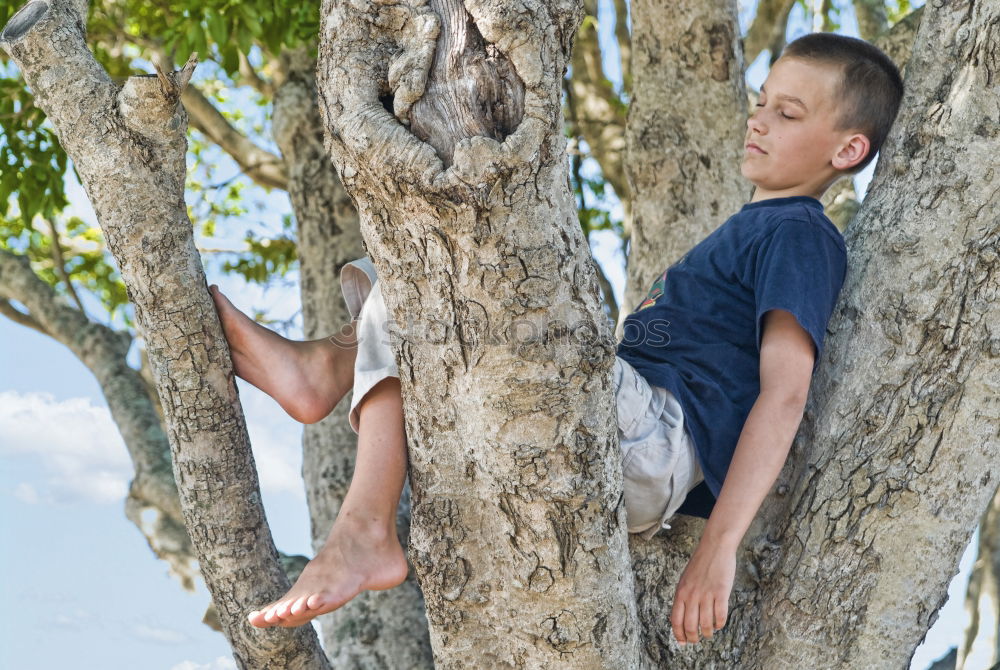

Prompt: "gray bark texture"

[270,48,434,668]
[0,2,329,667]
[316,0,642,667]
[620,0,750,318]
[737,1,1000,667]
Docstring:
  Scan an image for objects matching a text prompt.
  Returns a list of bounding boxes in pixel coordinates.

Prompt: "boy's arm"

[669,308,815,645]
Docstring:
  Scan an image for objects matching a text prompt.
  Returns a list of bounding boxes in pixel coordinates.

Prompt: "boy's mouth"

[745,142,767,154]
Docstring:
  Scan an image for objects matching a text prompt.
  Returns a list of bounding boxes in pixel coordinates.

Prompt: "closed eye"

[755,103,795,120]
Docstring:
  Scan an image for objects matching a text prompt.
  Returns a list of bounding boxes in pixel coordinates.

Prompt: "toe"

[289,595,310,616]
[275,598,297,619]
[306,592,329,610]
[247,609,270,628]
[263,606,283,624]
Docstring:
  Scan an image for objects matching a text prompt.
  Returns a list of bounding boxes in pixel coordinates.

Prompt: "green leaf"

[207,11,227,47]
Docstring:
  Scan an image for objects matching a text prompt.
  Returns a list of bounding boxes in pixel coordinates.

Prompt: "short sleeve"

[753,218,847,369]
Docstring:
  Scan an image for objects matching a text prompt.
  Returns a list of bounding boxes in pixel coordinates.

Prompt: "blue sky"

[2,0,986,668]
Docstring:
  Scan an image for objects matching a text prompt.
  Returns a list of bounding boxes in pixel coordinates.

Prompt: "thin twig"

[45,217,88,316]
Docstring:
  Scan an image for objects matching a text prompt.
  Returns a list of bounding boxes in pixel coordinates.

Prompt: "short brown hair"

[780,33,904,175]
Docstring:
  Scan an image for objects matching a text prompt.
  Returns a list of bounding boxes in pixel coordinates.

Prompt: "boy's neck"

[749,186,828,203]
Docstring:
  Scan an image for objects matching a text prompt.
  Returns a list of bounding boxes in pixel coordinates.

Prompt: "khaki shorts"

[339,256,397,435]
[339,257,704,539]
[612,355,704,538]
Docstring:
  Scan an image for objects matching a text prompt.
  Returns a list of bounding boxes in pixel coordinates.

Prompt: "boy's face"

[741,57,868,201]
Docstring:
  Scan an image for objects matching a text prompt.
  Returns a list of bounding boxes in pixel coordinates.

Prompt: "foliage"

[0,0,310,330]
[221,214,297,285]
[0,74,68,226]
[885,0,914,25]
[570,156,623,241]
[0,212,133,325]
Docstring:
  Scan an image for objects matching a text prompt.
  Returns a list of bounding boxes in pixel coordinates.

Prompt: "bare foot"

[247,518,408,628]
[209,284,357,424]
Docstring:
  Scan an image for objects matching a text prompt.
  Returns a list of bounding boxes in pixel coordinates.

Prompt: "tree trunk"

[620,0,749,318]
[618,0,999,666]
[270,47,434,668]
[735,1,1000,666]
[621,4,752,659]
[315,0,641,667]
[958,486,1000,670]
[0,2,328,666]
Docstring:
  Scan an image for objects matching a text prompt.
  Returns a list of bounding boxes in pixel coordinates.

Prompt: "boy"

[208,32,903,644]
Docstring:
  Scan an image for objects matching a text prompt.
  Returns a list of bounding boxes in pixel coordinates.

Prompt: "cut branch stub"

[0,0,49,42]
[119,54,198,146]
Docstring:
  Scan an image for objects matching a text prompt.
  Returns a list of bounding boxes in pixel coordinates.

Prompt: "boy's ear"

[832,133,871,172]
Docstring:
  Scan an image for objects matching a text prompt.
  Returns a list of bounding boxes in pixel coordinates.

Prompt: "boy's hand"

[669,539,736,645]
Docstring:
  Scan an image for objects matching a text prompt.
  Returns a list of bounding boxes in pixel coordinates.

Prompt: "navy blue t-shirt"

[616,195,847,519]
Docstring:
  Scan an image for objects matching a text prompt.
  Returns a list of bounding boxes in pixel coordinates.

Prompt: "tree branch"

[853,0,889,41]
[181,83,288,191]
[1,3,327,664]
[44,217,87,314]
[238,50,276,98]
[612,0,631,94]
[743,0,796,66]
[0,296,48,334]
[0,248,190,566]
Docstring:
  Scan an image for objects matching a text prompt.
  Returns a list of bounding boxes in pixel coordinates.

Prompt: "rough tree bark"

[316,0,641,667]
[0,2,329,666]
[733,1,1000,666]
[270,47,434,667]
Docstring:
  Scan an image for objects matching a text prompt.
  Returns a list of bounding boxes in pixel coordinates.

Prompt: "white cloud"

[50,608,96,631]
[0,379,312,507]
[131,622,188,644]
[0,391,131,505]
[169,657,237,670]
[13,482,39,504]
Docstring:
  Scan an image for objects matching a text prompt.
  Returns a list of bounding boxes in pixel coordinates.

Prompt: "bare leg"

[247,377,410,628]
[209,284,356,423]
